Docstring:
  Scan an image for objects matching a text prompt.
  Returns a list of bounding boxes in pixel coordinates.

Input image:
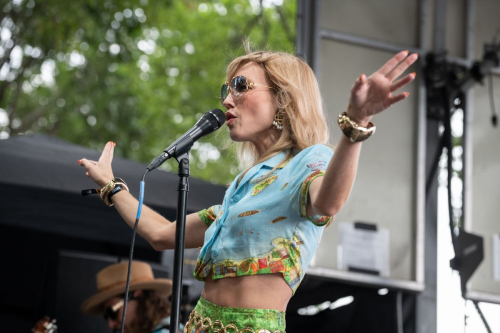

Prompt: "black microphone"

[147,108,225,172]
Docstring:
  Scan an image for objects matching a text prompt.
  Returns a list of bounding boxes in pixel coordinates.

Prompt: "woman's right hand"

[77,140,208,250]
[78,141,116,187]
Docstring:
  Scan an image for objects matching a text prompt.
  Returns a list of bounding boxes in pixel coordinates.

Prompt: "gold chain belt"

[183,310,285,333]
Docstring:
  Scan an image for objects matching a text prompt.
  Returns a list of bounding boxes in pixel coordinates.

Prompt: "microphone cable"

[119,170,148,333]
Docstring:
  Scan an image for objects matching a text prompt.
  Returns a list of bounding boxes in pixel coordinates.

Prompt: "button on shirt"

[195,145,334,293]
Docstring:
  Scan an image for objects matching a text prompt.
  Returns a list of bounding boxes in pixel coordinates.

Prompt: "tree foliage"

[0,0,296,183]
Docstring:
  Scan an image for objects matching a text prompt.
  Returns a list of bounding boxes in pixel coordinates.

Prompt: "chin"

[228,128,246,142]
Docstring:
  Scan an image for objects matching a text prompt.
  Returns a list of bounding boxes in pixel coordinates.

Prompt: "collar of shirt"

[232,150,291,191]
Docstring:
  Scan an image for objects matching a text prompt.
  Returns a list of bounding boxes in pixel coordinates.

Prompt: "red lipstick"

[226,111,236,126]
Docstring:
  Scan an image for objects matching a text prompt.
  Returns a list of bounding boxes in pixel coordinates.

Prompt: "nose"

[222,92,235,109]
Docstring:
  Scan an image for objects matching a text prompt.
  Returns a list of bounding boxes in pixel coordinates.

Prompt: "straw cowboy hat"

[81,261,172,315]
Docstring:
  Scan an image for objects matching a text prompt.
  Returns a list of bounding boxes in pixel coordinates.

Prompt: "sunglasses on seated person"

[103,292,136,321]
[220,75,273,105]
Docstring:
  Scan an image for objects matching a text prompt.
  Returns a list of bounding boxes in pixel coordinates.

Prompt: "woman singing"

[79,47,418,333]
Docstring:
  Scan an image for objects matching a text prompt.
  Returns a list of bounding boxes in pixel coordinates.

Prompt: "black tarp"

[0,134,226,245]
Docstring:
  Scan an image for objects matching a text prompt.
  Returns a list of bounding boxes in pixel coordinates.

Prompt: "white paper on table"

[493,234,500,281]
[337,222,390,276]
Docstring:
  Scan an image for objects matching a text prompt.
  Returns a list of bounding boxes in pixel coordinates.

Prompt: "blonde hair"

[226,49,331,175]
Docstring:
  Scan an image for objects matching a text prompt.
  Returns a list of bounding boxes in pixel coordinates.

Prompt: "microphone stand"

[145,110,224,332]
[170,143,192,333]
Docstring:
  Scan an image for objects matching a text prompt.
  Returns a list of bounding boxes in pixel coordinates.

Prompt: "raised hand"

[347,50,419,126]
[78,141,116,187]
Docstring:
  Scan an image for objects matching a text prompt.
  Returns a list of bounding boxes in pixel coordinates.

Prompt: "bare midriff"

[201,272,292,312]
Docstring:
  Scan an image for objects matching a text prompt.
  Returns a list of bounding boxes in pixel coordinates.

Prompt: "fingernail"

[113,142,116,147]
[78,159,81,164]
[404,50,409,53]
[406,92,410,97]
[411,72,416,77]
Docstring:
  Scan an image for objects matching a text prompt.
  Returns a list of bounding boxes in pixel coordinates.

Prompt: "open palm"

[347,51,419,125]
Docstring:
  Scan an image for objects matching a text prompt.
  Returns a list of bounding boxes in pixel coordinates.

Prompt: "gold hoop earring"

[272,110,285,130]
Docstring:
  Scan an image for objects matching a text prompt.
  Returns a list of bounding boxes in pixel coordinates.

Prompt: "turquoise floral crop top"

[194,144,334,293]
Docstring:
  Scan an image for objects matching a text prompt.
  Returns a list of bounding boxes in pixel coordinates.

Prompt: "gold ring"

[201,317,212,330]
[194,313,203,327]
[212,320,224,333]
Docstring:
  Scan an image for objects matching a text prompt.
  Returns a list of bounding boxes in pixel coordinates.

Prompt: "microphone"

[147,108,225,172]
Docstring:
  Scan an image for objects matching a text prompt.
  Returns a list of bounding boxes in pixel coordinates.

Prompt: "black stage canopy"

[0,134,226,246]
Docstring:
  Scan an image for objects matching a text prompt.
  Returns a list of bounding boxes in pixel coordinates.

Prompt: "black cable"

[120,171,148,333]
[424,88,458,253]
[488,73,498,127]
[425,132,446,197]
[473,301,492,333]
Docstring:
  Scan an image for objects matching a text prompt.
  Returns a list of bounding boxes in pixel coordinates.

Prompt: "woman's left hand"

[347,50,419,126]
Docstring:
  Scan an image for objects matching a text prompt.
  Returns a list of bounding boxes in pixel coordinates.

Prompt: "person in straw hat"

[81,261,173,333]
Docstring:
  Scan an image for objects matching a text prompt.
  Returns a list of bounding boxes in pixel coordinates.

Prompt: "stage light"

[378,288,389,295]
[297,296,354,315]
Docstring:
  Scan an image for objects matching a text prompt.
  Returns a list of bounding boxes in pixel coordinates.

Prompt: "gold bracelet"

[99,177,129,207]
[103,181,128,207]
[337,112,376,142]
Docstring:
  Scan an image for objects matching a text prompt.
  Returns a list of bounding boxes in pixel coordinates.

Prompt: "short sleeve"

[289,145,334,226]
[197,204,223,227]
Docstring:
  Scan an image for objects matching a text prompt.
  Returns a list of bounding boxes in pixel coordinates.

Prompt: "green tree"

[0,0,296,184]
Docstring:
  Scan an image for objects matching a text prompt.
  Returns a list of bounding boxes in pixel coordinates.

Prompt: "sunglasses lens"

[220,83,228,104]
[231,76,248,98]
[103,308,117,321]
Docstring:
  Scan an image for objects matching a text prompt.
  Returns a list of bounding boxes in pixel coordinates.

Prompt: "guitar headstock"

[32,316,58,333]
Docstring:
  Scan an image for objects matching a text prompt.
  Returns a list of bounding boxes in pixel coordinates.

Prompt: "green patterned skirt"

[184,297,286,333]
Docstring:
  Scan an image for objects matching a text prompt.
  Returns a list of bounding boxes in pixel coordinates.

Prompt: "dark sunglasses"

[103,292,135,321]
[220,75,272,105]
